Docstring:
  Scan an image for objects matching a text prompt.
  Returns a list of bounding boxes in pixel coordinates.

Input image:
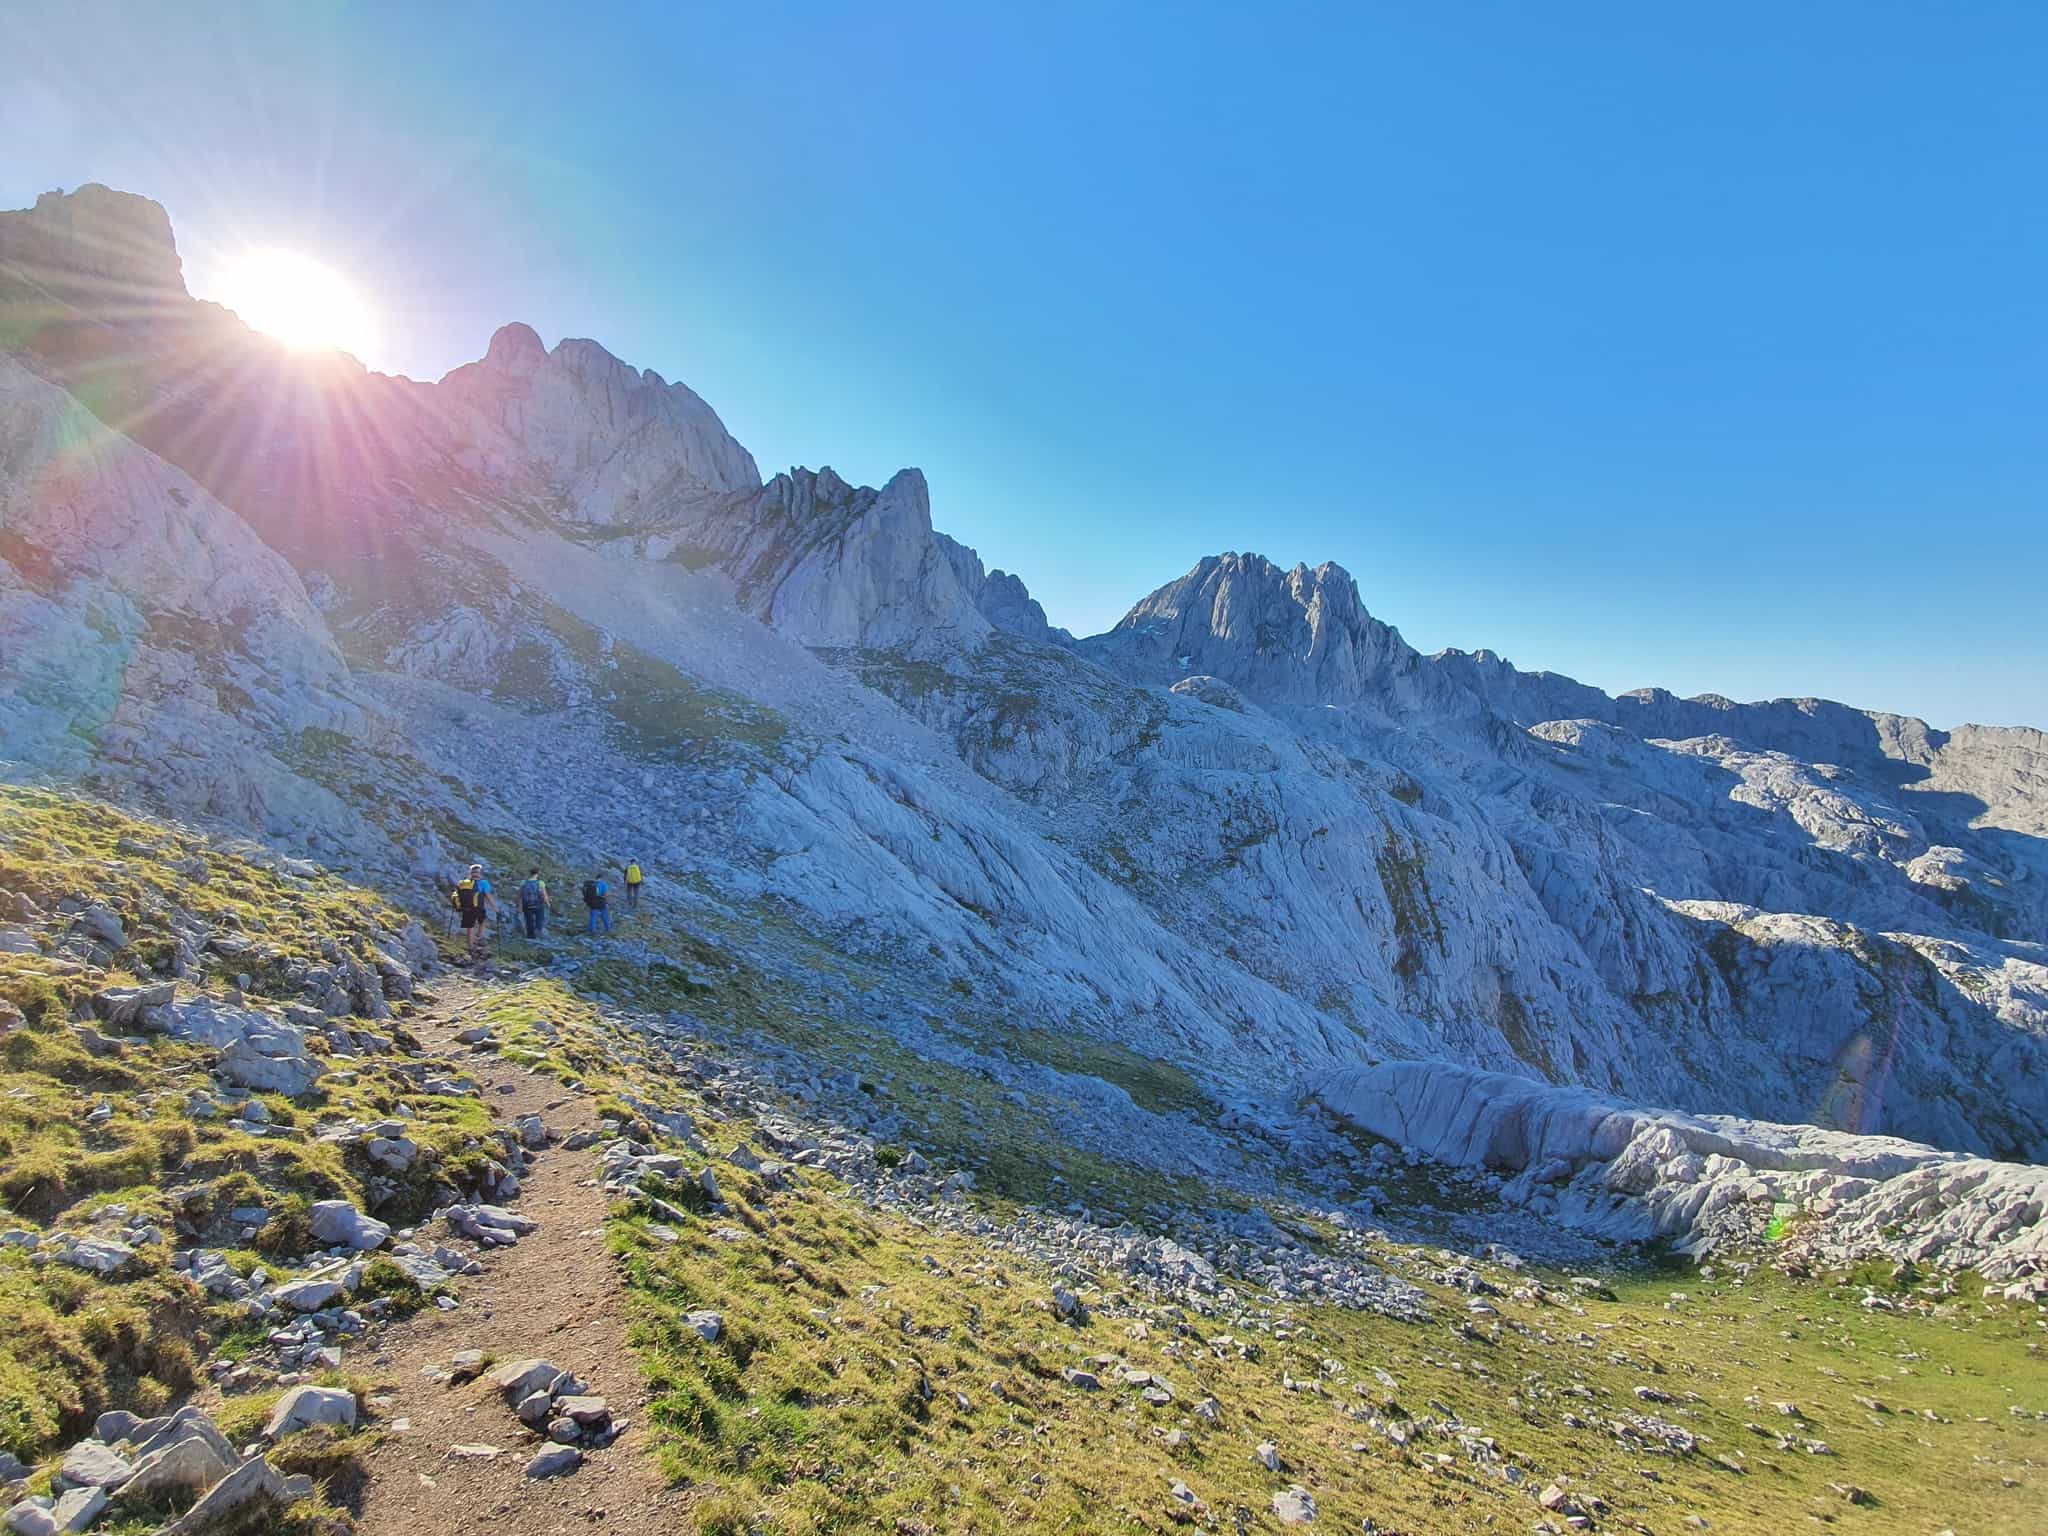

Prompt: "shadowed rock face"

[0,183,186,306]
[3,182,2046,1173]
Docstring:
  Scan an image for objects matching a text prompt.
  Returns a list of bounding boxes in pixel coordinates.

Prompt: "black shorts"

[461,912,484,929]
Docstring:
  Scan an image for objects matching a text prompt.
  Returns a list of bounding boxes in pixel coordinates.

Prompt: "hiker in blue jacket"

[582,873,611,933]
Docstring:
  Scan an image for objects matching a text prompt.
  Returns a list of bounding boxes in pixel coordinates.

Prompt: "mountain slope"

[2,183,2043,1170]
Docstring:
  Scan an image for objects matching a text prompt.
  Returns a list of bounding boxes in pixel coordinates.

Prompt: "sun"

[218,248,377,358]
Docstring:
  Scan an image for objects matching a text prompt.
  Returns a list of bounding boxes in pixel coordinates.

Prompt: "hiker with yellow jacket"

[450,864,497,960]
[624,857,645,913]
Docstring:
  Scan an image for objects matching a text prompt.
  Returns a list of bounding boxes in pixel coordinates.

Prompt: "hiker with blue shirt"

[582,872,611,933]
[451,863,497,960]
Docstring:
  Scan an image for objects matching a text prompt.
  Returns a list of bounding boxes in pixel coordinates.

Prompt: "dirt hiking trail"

[352,974,692,1536]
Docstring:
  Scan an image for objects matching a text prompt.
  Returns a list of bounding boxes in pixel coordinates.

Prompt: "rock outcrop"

[1314,1059,2048,1279]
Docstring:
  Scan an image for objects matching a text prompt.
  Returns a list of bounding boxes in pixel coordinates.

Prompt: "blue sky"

[3,1,2043,728]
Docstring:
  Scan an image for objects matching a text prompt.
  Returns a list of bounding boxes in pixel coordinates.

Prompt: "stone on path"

[487,1358,564,1402]
[516,1391,554,1427]
[526,1446,582,1479]
[557,1395,610,1426]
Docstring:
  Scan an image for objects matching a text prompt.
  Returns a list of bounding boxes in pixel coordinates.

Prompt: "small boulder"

[56,1440,130,1489]
[309,1200,390,1251]
[157,1455,310,1535]
[117,1435,234,1504]
[486,1358,564,1403]
[5,1486,106,1536]
[683,1310,723,1343]
[448,1350,487,1384]
[515,1392,554,1428]
[556,1396,609,1427]
[272,1278,345,1313]
[525,1446,581,1479]
[1271,1486,1317,1525]
[58,1238,135,1276]
[264,1385,357,1441]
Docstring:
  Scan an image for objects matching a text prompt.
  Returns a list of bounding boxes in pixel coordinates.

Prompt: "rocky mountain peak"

[1081,549,1430,712]
[437,324,761,519]
[482,320,548,366]
[0,183,187,307]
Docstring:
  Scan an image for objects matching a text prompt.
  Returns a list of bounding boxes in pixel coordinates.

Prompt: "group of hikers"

[449,857,645,959]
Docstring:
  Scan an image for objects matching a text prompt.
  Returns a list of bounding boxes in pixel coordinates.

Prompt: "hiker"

[582,871,611,933]
[624,857,644,913]
[451,863,496,959]
[517,866,551,939]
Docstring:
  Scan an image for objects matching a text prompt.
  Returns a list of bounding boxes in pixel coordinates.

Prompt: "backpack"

[582,879,600,908]
[625,862,642,885]
[519,878,544,911]
[452,878,483,917]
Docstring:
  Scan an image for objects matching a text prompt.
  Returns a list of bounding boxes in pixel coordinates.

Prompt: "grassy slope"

[0,788,488,1483]
[458,968,2047,1536]
[2,787,2042,1534]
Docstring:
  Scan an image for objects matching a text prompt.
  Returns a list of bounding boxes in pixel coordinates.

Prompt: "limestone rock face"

[655,466,991,649]
[936,533,1070,643]
[1080,553,1457,718]
[0,351,372,840]
[1313,1059,2048,1279]
[439,323,761,520]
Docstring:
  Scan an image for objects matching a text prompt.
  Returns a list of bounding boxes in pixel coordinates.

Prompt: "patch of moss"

[1002,1032,1216,1118]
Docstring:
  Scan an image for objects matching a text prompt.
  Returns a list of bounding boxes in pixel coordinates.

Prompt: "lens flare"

[217,248,376,358]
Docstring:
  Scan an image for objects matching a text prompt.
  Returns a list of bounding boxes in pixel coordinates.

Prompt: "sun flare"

[219,248,377,357]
